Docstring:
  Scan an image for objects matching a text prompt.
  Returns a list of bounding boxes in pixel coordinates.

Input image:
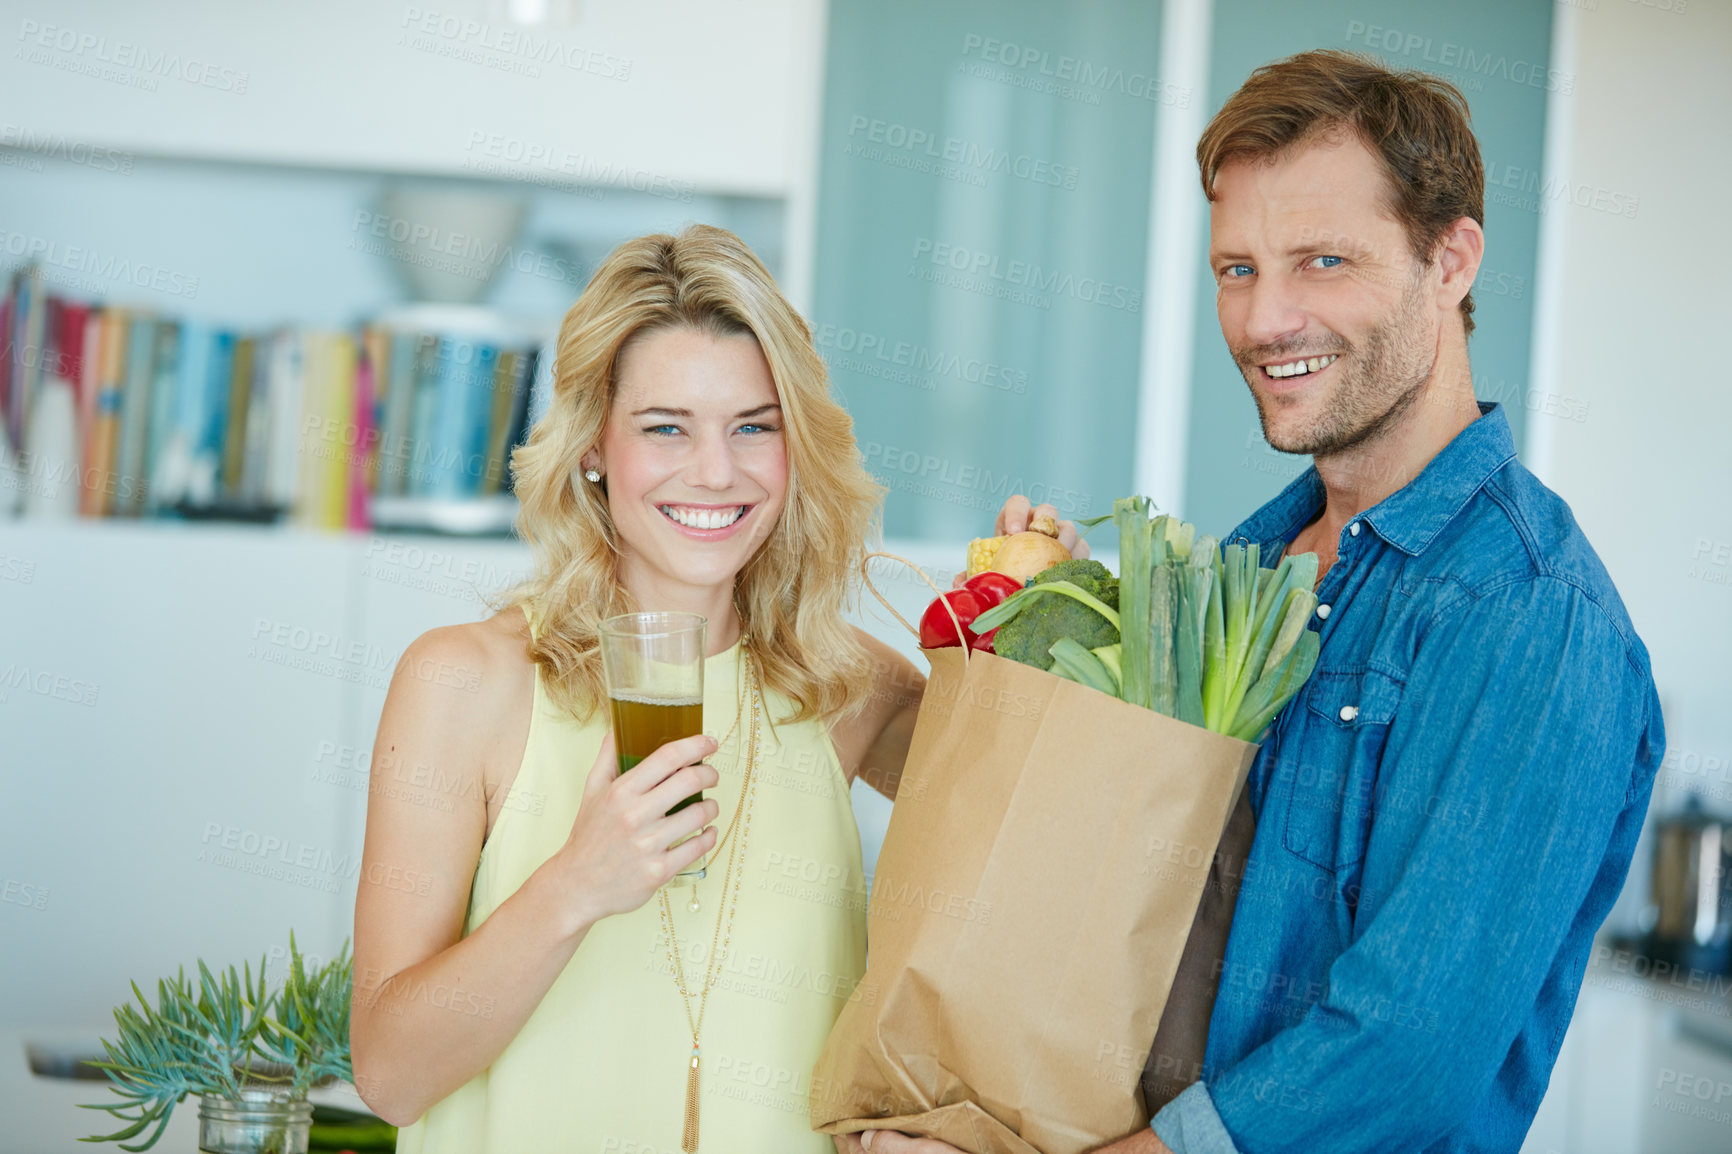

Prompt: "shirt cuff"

[1150,1082,1241,1154]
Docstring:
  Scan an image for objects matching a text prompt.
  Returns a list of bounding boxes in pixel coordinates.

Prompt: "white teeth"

[1266,354,1337,379]
[661,505,745,530]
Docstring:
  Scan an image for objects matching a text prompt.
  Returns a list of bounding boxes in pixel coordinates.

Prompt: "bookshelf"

[0,148,789,536]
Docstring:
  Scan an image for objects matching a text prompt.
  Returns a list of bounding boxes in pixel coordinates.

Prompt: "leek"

[1114,496,1155,709]
[1147,564,1178,717]
[1049,637,1120,697]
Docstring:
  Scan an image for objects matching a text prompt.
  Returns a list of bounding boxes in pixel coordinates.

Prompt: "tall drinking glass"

[598,611,707,883]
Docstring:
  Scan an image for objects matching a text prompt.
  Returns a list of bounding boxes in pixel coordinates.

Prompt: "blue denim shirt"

[1151,404,1664,1154]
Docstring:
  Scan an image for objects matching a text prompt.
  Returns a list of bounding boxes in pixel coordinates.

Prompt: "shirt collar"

[1229,403,1517,557]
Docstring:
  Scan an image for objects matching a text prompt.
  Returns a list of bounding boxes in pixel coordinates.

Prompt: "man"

[853,49,1663,1154]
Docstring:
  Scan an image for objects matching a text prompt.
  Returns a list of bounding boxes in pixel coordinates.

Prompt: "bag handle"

[860,550,971,664]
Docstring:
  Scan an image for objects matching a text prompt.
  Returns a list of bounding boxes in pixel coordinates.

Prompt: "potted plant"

[81,933,355,1153]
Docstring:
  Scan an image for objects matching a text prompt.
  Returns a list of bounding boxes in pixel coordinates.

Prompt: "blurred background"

[1,0,1727,1150]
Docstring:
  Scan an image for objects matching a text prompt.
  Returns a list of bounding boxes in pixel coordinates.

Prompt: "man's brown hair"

[1197,49,1485,337]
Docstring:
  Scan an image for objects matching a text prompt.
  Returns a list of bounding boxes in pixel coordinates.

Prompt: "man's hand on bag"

[954,495,1092,588]
[848,1131,961,1153]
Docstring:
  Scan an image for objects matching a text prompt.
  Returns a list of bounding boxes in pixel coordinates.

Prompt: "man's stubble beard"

[1236,269,1439,459]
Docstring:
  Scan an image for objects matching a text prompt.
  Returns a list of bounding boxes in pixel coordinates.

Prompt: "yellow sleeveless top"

[395,622,868,1153]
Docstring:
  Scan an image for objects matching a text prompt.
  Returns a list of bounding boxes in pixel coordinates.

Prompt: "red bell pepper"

[918,588,984,649]
[963,571,1023,609]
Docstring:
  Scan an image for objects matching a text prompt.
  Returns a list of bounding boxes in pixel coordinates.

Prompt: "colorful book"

[114,313,157,516]
[82,308,129,516]
[143,321,180,512]
[188,331,234,507]
[9,265,46,454]
[322,333,356,528]
[480,349,518,496]
[221,336,255,496]
[0,290,13,452]
[379,330,420,497]
[349,344,375,529]
[263,329,303,511]
[407,335,442,497]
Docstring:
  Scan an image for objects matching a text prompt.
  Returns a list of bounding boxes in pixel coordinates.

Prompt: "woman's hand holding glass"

[547,732,721,930]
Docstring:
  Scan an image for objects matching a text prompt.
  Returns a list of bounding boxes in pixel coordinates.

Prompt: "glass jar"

[196,1088,313,1154]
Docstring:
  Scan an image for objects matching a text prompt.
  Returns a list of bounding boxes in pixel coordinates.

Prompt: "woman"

[351,224,928,1151]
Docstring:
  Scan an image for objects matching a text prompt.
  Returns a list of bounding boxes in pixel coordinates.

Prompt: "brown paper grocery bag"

[811,643,1257,1154]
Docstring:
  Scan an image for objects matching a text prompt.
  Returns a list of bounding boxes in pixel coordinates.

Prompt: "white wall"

[1543,0,1732,847]
[1521,2,1732,1151]
[0,0,827,306]
[2,0,808,194]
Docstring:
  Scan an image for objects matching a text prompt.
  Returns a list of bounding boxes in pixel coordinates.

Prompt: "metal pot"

[1644,795,1732,974]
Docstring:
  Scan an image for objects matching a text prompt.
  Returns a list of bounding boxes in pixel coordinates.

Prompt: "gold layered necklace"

[681,638,750,912]
[656,645,764,1153]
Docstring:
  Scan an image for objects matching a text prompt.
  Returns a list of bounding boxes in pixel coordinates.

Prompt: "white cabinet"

[1523,953,1732,1154]
[0,520,947,1032]
[1,0,822,197]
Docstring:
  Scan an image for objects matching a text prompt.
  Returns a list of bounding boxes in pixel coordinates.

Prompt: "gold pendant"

[682,1045,701,1152]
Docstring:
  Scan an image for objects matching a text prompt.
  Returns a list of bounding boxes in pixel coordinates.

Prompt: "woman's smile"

[657,501,756,537]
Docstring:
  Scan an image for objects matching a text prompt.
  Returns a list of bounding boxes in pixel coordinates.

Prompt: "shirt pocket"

[1281,667,1405,873]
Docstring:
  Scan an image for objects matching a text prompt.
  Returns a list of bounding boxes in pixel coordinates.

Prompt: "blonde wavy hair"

[497,224,885,726]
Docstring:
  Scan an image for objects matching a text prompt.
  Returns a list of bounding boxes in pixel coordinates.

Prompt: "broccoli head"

[1029,558,1119,610]
[993,560,1121,670]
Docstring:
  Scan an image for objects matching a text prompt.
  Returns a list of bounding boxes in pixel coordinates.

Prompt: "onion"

[986,514,1072,580]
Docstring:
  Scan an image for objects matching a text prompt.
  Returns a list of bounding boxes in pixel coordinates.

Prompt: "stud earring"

[584,468,602,482]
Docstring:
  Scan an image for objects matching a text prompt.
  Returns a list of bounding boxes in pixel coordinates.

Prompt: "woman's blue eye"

[646,424,681,436]
[737,423,780,435]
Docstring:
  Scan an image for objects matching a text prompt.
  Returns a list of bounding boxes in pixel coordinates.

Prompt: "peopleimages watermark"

[460,131,695,203]
[15,18,250,94]
[1,878,50,911]
[844,115,1079,190]
[1344,21,1573,94]
[249,617,484,695]
[0,662,99,707]
[361,537,526,604]
[1688,537,1731,591]
[814,322,1028,395]
[197,821,368,895]
[0,123,133,174]
[958,34,1190,108]
[861,439,1091,519]
[0,553,37,585]
[397,6,630,82]
[1654,1067,1732,1125]
[0,229,200,298]
[1484,160,1639,219]
[908,237,1141,314]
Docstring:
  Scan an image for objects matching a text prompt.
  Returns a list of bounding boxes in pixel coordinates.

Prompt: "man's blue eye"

[1226,264,1254,278]
[1314,255,1344,269]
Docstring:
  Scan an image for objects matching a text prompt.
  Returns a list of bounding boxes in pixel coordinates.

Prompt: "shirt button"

[1316,603,1332,619]
[1339,705,1359,722]
[1348,522,1361,537]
